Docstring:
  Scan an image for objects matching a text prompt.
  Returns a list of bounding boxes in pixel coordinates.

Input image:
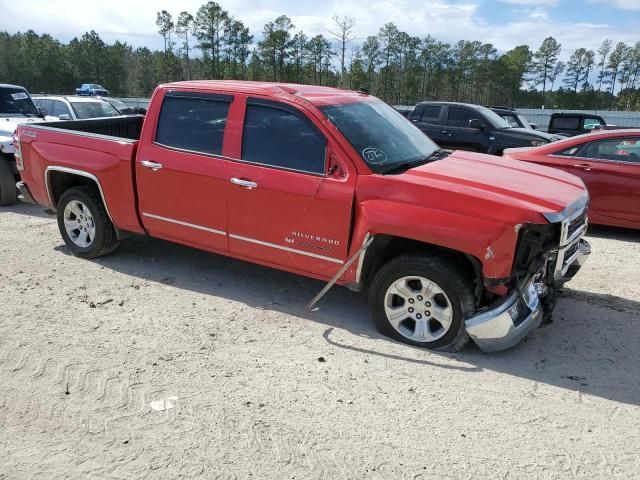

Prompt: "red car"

[15,81,590,353]
[504,129,640,230]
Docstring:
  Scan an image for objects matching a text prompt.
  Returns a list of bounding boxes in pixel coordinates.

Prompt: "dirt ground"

[1,201,639,479]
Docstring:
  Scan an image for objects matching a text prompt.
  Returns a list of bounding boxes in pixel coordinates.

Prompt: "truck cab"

[16,81,591,353]
[409,101,563,155]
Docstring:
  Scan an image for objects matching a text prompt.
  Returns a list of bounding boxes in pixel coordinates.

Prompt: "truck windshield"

[0,87,40,116]
[71,101,120,119]
[320,98,440,173]
[474,105,511,129]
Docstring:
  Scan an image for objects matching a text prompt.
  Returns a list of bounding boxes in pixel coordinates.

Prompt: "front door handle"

[442,130,453,136]
[231,177,258,189]
[571,164,591,171]
[140,160,163,171]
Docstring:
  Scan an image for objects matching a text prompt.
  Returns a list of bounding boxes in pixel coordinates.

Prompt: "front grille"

[566,211,587,240]
[564,242,579,261]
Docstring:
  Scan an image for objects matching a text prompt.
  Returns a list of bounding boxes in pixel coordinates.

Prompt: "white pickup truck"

[0,84,50,205]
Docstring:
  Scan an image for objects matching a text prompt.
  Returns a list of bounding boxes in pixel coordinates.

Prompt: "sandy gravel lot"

[1,201,639,479]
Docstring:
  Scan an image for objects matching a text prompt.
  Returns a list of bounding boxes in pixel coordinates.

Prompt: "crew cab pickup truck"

[16,81,591,353]
[409,101,564,155]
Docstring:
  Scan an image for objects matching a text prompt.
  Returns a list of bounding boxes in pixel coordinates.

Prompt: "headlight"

[530,139,547,147]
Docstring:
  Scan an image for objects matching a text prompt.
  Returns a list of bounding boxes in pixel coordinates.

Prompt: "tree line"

[1,1,639,110]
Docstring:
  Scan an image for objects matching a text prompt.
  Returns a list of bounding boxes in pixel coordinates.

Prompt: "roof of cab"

[159,80,369,106]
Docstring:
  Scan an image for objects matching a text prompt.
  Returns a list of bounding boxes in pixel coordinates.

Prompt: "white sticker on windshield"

[11,92,29,101]
[362,147,388,164]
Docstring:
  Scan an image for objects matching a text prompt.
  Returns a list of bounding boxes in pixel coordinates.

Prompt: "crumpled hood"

[0,116,47,135]
[395,150,586,223]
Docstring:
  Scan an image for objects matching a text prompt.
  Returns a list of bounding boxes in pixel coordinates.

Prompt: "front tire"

[368,254,476,351]
[56,186,119,258]
[0,156,17,206]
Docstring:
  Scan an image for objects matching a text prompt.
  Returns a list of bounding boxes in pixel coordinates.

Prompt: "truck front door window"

[241,104,326,175]
[155,96,230,155]
[447,107,477,128]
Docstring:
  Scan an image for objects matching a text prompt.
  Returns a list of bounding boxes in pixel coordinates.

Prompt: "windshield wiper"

[380,149,450,174]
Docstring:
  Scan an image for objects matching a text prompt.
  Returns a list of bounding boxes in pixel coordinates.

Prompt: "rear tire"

[368,254,476,352]
[56,186,119,258]
[0,157,17,206]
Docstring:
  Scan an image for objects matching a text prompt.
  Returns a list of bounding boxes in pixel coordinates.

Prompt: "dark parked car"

[102,97,147,116]
[75,83,110,96]
[408,101,563,155]
[487,106,538,130]
[547,113,607,136]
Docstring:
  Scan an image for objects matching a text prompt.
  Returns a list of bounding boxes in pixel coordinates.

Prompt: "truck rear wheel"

[368,254,475,352]
[0,156,17,206]
[56,186,119,258]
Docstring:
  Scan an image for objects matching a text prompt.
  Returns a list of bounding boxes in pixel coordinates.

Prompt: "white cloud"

[610,0,640,10]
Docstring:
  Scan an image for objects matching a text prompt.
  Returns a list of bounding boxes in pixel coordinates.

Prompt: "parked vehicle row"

[15,81,590,353]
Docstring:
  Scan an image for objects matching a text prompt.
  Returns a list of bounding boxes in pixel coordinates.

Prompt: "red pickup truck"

[15,81,591,352]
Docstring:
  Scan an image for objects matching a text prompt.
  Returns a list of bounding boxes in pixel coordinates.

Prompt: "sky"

[0,0,639,58]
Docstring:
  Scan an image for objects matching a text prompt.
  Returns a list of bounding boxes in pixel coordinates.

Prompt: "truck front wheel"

[56,186,119,258]
[369,254,476,352]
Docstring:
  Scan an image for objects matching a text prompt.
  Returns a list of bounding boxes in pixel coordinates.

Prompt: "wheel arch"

[45,167,113,222]
[356,234,483,302]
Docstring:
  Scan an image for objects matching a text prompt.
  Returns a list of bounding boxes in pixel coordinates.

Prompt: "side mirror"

[468,119,484,130]
[58,114,71,120]
[38,107,48,117]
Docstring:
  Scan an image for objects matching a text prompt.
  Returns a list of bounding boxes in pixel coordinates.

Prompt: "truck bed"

[17,115,145,234]
[36,115,144,140]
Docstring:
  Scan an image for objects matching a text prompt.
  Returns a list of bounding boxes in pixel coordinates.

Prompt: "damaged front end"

[465,194,591,353]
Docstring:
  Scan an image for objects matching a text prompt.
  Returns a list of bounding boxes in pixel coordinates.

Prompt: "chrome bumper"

[466,282,543,353]
[465,238,591,353]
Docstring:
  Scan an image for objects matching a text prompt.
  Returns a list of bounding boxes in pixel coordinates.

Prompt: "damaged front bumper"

[465,238,591,353]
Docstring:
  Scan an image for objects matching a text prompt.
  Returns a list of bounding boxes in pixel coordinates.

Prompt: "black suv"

[547,113,607,136]
[408,101,563,155]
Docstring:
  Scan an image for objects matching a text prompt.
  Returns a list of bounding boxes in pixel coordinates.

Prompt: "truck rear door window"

[242,103,326,174]
[155,95,231,155]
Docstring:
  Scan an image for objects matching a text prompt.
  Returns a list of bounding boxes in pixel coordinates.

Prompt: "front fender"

[344,199,521,284]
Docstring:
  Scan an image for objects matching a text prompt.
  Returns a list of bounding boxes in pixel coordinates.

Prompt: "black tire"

[0,156,17,206]
[56,186,119,258]
[368,254,476,352]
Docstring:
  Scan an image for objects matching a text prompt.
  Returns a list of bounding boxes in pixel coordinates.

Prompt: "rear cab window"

[551,116,580,130]
[241,98,326,175]
[155,92,232,155]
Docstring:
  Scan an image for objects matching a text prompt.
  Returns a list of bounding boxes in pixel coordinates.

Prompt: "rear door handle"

[140,160,163,171]
[442,130,453,136]
[231,177,258,189]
